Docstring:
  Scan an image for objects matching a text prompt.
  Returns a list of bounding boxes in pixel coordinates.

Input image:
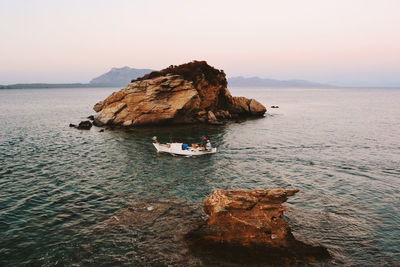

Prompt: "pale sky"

[0,0,399,86]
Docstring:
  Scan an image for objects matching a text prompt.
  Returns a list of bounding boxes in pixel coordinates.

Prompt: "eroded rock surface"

[93,61,266,127]
[199,189,299,247]
[89,191,330,265]
[186,189,330,264]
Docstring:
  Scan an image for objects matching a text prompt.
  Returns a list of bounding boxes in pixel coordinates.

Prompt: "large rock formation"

[191,189,299,247]
[93,61,266,127]
[186,189,330,264]
[91,190,330,265]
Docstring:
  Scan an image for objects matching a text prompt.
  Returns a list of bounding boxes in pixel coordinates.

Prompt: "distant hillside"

[0,83,116,89]
[1,69,335,89]
[90,66,153,86]
[228,76,332,88]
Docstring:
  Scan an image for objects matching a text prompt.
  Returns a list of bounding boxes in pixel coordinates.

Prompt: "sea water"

[0,87,399,266]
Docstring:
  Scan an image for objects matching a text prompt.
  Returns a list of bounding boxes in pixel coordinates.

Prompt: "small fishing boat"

[152,137,217,156]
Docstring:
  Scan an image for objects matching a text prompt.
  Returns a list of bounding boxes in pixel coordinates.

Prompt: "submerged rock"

[92,192,331,266]
[77,120,93,130]
[93,61,266,127]
[69,120,93,130]
[94,199,205,266]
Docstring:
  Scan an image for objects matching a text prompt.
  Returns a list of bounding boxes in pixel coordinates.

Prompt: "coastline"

[1,83,399,90]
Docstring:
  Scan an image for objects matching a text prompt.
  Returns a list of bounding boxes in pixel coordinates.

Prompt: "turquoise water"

[0,87,399,266]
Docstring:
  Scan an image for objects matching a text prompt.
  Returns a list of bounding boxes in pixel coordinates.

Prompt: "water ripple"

[0,87,399,266]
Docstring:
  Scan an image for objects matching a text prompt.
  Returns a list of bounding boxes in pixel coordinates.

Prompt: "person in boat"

[201,136,208,149]
[206,139,212,150]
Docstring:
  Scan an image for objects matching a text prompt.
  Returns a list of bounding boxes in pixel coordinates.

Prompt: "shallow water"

[0,87,399,266]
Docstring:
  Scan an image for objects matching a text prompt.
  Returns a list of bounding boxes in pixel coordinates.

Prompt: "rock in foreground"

[198,189,300,247]
[91,191,330,266]
[186,189,330,264]
[93,61,266,127]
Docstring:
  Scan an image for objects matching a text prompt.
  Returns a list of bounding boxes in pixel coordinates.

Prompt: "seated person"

[206,140,212,150]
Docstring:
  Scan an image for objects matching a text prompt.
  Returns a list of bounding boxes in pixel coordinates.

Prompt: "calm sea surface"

[0,87,399,266]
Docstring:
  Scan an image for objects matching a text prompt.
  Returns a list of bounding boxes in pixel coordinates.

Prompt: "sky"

[0,0,399,87]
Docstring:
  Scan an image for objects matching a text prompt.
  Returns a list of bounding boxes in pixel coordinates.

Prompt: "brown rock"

[229,96,250,115]
[200,189,299,247]
[214,110,230,119]
[229,97,266,116]
[186,189,330,264]
[93,61,266,126]
[249,99,267,115]
[207,111,217,122]
[197,110,207,116]
[94,102,127,126]
[93,101,104,112]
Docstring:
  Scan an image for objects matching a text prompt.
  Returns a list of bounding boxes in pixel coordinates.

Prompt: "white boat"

[152,137,217,156]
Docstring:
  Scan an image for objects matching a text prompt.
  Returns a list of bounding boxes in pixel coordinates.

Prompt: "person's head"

[207,140,210,143]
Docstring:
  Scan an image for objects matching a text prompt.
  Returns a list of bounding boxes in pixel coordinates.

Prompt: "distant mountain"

[0,83,125,89]
[90,66,153,86]
[0,83,97,89]
[228,76,332,88]
[0,69,335,89]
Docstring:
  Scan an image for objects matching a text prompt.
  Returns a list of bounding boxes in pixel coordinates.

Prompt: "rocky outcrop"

[186,189,330,264]
[193,189,300,247]
[93,61,266,127]
[92,191,330,265]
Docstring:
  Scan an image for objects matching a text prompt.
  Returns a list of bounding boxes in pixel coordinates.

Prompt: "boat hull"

[153,143,217,156]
